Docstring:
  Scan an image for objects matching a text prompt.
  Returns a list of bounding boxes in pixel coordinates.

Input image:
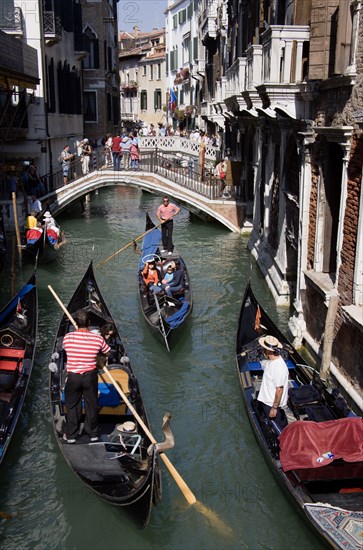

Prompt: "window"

[173,14,177,28]
[83,27,99,69]
[84,91,97,122]
[179,9,186,24]
[140,89,147,110]
[154,89,162,110]
[157,63,161,79]
[183,36,191,65]
[179,87,184,105]
[143,65,147,76]
[150,64,153,80]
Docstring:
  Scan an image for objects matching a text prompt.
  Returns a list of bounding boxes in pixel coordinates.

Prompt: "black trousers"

[65,370,98,439]
[261,403,288,431]
[161,219,174,252]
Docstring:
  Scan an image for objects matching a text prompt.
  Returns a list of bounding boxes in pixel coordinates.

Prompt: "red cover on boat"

[279,417,363,472]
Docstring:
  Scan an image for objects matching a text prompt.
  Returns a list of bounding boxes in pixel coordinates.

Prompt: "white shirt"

[257,355,289,407]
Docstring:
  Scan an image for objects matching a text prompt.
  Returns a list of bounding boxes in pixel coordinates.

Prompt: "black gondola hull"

[0,274,37,465]
[235,283,363,550]
[49,263,161,528]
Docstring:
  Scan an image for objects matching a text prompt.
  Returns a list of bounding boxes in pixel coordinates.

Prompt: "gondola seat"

[288,385,322,419]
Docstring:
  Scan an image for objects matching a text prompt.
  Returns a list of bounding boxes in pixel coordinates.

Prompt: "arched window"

[83,26,99,69]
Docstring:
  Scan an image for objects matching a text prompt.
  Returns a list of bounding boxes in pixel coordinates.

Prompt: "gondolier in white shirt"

[62,310,110,443]
[257,335,289,430]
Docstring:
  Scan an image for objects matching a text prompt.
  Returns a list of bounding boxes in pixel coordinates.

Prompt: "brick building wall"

[339,135,362,305]
[306,149,319,270]
[303,2,363,396]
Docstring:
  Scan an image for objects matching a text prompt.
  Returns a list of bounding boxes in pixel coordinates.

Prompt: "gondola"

[0,274,37,465]
[0,214,7,272]
[23,209,65,264]
[49,262,161,529]
[236,282,363,550]
[137,213,192,351]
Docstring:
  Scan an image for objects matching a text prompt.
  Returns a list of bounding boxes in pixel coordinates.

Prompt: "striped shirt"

[62,329,110,374]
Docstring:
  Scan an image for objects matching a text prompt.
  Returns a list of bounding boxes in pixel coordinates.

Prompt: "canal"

[0,187,323,549]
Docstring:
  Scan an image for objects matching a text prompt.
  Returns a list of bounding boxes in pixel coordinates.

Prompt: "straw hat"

[258,335,283,352]
[43,211,52,218]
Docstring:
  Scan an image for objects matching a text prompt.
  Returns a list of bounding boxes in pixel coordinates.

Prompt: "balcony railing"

[199,0,218,41]
[246,45,263,90]
[43,11,62,42]
[139,135,219,162]
[0,6,23,36]
[225,57,246,97]
[261,25,310,84]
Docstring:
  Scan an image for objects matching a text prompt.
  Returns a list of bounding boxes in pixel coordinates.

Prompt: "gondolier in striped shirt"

[62,310,110,443]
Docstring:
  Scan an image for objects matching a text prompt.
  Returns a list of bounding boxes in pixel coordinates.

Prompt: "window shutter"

[166,53,169,73]
[154,90,158,110]
[334,0,352,74]
[193,37,198,60]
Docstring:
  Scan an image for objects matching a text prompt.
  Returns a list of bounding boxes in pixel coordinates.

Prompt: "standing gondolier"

[62,310,110,443]
[156,196,180,255]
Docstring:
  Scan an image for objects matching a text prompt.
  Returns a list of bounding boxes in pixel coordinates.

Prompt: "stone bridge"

[1,149,249,233]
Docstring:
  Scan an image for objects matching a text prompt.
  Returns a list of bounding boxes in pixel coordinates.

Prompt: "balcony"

[225,57,246,97]
[261,25,310,85]
[43,11,62,44]
[0,6,23,36]
[196,59,205,76]
[199,0,218,43]
[257,25,311,118]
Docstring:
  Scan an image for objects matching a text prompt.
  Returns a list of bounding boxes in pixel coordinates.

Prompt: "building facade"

[0,0,120,182]
[118,27,166,129]
[81,0,120,143]
[165,0,200,131]
[193,0,362,400]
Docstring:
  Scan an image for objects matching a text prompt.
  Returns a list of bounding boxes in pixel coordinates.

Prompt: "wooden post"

[320,291,339,380]
[12,192,22,262]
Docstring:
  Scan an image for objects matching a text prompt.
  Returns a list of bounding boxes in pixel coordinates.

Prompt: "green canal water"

[0,187,323,549]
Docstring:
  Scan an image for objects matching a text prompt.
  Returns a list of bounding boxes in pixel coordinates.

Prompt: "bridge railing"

[40,149,237,201]
[138,136,221,162]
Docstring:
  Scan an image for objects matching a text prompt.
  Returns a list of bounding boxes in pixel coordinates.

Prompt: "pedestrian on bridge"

[156,196,181,256]
[60,145,75,185]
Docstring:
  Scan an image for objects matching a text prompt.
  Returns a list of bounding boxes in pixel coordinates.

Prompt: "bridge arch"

[47,169,247,233]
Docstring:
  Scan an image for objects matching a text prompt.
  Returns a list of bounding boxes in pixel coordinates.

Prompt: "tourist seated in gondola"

[99,322,120,364]
[142,259,163,294]
[26,223,43,244]
[164,260,184,297]
[161,264,174,285]
[43,211,60,245]
[25,210,38,230]
[256,335,289,430]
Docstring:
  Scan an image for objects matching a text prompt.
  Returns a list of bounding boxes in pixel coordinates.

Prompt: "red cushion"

[0,348,25,358]
[0,360,20,371]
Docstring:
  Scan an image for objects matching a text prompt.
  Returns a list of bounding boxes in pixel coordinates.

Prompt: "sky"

[118,0,168,33]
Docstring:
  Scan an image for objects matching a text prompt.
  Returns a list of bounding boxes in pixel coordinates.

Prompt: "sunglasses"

[163,199,169,203]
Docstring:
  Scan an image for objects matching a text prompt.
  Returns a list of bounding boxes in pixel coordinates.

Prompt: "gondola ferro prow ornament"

[148,412,174,455]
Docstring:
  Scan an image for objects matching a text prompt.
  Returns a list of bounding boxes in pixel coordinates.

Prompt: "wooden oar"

[47,284,196,505]
[95,212,179,270]
[95,220,165,270]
